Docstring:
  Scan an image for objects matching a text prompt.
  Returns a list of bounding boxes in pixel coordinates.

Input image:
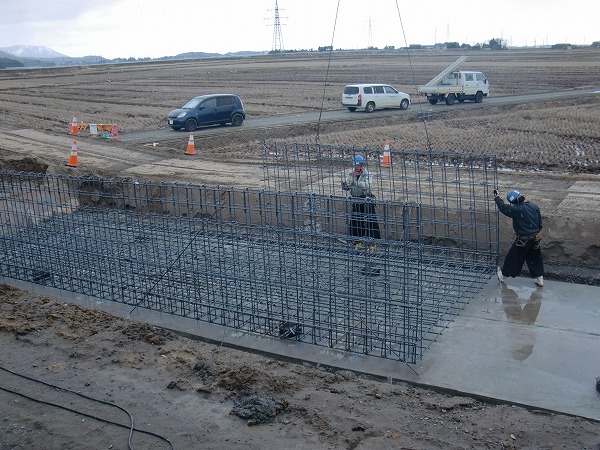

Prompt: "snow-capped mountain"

[0,45,68,59]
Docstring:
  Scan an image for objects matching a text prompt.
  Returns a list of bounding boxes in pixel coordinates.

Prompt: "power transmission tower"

[271,0,285,52]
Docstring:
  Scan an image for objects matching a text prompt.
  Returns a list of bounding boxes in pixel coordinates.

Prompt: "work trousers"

[349,200,381,240]
[501,235,544,278]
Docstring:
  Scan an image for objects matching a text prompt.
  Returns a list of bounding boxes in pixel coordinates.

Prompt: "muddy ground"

[1,284,599,450]
[1,49,600,449]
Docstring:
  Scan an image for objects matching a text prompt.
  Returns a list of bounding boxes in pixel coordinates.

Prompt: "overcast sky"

[1,0,597,59]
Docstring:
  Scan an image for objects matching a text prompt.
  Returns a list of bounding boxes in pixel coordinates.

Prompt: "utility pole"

[271,0,285,52]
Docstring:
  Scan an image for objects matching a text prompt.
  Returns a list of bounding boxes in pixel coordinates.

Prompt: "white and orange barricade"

[71,120,118,140]
[109,124,119,140]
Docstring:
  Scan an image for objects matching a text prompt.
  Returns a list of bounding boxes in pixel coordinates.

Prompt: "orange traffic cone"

[185,132,196,155]
[66,140,78,167]
[69,115,78,135]
[382,140,392,167]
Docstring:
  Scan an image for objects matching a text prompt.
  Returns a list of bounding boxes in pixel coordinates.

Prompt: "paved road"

[119,87,600,144]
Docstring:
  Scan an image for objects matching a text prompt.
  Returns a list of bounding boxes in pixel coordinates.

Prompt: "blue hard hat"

[507,190,521,203]
[353,155,364,165]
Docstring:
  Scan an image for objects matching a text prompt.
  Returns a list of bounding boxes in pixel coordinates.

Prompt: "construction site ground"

[2,271,599,449]
[1,49,599,449]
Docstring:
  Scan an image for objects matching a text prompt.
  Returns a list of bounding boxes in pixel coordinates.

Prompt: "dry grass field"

[1,48,599,173]
[1,49,600,450]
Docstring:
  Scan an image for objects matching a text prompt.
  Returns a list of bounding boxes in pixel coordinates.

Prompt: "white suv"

[341,84,411,112]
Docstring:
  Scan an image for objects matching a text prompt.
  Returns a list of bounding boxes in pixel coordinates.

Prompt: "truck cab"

[416,56,490,106]
[459,71,488,95]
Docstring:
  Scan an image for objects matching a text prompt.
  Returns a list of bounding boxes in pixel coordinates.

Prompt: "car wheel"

[184,118,197,132]
[231,113,244,127]
[399,99,409,110]
[475,91,484,103]
[428,97,438,105]
[348,107,357,112]
[365,102,375,113]
[445,94,456,105]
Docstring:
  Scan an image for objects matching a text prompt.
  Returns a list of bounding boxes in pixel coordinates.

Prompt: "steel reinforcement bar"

[0,146,497,363]
[261,142,499,267]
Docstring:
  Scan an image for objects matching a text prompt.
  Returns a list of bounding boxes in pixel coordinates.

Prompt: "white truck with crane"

[417,56,489,105]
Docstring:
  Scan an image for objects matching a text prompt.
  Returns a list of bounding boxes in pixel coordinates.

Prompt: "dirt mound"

[0,156,48,173]
[232,396,289,425]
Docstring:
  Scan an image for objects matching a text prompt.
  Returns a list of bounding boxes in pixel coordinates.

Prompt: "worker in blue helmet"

[493,188,544,287]
[341,154,381,251]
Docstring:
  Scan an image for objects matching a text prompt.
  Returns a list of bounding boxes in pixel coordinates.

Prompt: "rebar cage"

[261,141,499,266]
[0,143,499,364]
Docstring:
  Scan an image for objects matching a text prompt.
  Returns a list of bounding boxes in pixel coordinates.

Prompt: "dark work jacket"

[494,197,542,236]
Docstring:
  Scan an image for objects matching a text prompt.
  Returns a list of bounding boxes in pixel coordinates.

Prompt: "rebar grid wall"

[261,141,499,266]
[0,144,498,363]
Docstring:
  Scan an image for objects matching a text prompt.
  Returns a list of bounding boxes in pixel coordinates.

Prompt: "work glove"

[341,181,349,191]
[493,189,499,198]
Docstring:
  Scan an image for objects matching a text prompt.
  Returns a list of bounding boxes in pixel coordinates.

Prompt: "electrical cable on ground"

[0,365,173,450]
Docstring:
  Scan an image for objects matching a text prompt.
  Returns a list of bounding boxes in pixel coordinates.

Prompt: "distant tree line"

[315,38,508,52]
[302,39,598,52]
[409,38,508,51]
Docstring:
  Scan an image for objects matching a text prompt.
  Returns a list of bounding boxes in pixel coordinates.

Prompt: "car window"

[476,73,486,82]
[182,98,201,109]
[364,86,373,94]
[465,73,474,82]
[384,86,398,94]
[443,73,460,84]
[344,86,359,95]
[201,98,217,108]
[374,86,384,94]
[217,96,234,107]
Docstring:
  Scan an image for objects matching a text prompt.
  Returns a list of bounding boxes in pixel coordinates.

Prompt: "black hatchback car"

[168,94,245,131]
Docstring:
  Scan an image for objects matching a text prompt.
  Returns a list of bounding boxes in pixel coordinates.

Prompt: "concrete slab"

[400,277,600,421]
[3,275,599,421]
